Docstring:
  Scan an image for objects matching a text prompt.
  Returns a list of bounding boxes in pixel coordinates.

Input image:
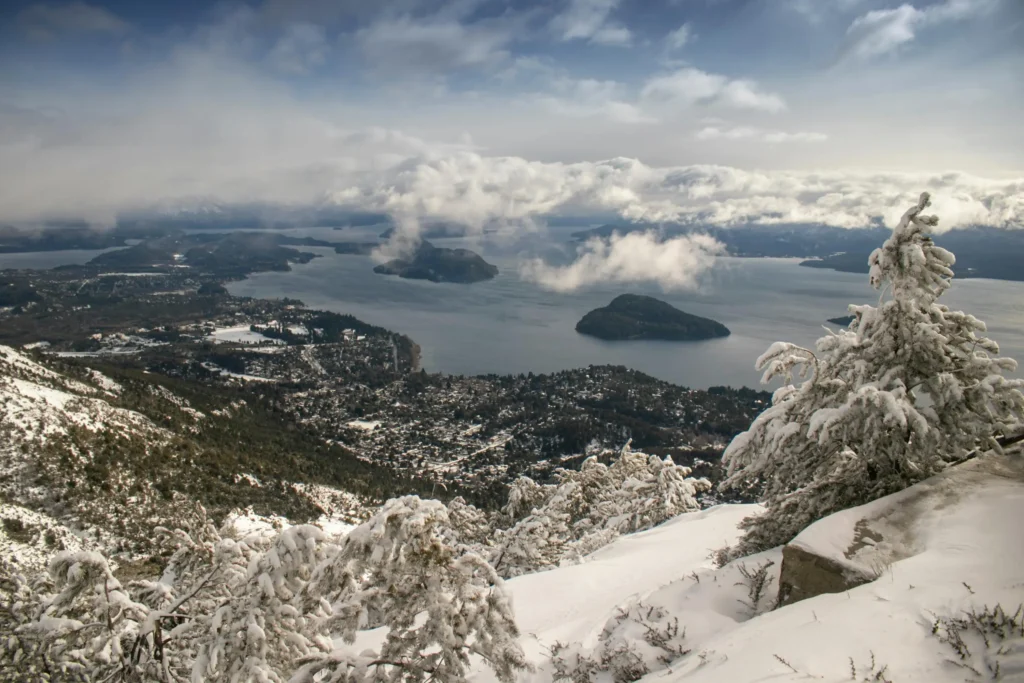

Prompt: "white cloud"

[841,0,998,61]
[665,22,693,50]
[267,22,329,74]
[0,51,1019,234]
[537,78,655,124]
[331,155,1024,235]
[18,1,130,40]
[520,231,725,292]
[355,15,515,75]
[551,0,632,46]
[696,126,828,143]
[641,68,786,113]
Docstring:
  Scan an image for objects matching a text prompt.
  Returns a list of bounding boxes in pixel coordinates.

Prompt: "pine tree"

[721,192,1024,556]
[490,443,709,577]
[296,496,529,683]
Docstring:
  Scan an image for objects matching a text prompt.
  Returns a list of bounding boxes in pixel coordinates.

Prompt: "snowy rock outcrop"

[778,453,1024,606]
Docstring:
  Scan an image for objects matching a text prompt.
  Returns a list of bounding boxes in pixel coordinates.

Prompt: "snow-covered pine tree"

[295,496,529,683]
[3,497,526,683]
[490,443,709,576]
[721,192,1024,556]
[192,524,330,682]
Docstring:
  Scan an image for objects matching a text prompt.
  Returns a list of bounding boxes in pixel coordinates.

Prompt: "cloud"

[665,22,693,50]
[355,14,516,75]
[840,0,998,61]
[520,231,725,292]
[551,0,632,46]
[537,78,655,124]
[267,22,329,74]
[0,51,1019,234]
[17,1,130,40]
[696,126,828,143]
[330,155,1024,235]
[641,68,786,112]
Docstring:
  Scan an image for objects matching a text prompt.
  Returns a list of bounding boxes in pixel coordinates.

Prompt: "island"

[827,315,855,326]
[575,294,731,341]
[372,240,498,283]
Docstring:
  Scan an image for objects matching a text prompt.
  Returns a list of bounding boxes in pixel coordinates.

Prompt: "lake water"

[226,227,1024,391]
[3,230,1019,391]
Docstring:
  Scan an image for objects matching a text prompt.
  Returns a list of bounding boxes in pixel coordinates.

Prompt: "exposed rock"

[777,452,1024,607]
[777,543,874,606]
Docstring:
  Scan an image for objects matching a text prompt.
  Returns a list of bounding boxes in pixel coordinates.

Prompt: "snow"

[200,361,276,383]
[661,454,1024,682]
[506,504,760,649]
[346,420,381,431]
[346,453,1023,683]
[0,502,94,571]
[88,369,122,395]
[206,325,285,345]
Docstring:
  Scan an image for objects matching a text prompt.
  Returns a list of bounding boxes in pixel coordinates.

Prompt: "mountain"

[576,294,731,341]
[799,227,1024,282]
[373,240,499,283]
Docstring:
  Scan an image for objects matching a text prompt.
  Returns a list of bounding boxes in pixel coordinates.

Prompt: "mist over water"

[226,228,1024,391]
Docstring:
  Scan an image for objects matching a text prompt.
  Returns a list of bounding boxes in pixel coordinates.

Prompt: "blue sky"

[0,0,1021,230]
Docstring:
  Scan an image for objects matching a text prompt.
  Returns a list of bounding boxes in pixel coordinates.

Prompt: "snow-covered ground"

[441,453,1024,683]
[207,325,285,345]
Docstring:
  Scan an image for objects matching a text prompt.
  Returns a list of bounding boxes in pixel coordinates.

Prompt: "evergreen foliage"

[721,193,1024,556]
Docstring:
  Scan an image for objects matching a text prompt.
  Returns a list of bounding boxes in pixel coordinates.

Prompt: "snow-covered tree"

[721,192,1024,556]
[295,496,529,683]
[2,498,528,683]
[491,443,710,577]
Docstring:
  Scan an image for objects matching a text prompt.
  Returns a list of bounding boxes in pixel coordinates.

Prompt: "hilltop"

[576,294,731,341]
[373,240,499,283]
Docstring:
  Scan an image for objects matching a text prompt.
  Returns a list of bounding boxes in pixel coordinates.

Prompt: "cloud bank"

[329,154,1024,237]
[520,231,725,293]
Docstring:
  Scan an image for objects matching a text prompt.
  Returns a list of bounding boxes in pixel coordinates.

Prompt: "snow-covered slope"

[0,345,162,441]
[455,454,1024,683]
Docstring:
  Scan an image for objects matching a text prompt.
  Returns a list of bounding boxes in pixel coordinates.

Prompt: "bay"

[227,229,1024,391]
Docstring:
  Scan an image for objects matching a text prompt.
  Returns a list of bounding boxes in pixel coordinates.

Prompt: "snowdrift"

[463,454,1024,683]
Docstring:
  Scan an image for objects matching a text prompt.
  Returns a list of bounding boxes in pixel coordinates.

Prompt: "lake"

[226,227,1024,390]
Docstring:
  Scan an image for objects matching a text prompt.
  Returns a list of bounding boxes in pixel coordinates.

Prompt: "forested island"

[576,294,731,341]
[373,240,498,283]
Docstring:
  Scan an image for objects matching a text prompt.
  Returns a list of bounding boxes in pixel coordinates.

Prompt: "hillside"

[373,240,499,283]
[576,294,730,341]
[0,344,379,565]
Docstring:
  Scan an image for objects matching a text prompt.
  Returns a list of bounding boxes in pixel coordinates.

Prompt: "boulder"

[777,452,1024,606]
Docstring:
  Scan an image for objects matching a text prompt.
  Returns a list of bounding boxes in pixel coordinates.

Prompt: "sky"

[0,0,1022,239]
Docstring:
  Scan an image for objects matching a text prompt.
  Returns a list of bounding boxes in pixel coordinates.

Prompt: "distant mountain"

[86,231,321,277]
[571,223,890,259]
[373,240,499,283]
[799,227,1024,281]
[379,224,477,240]
[576,294,730,341]
[571,224,1024,282]
[0,224,128,253]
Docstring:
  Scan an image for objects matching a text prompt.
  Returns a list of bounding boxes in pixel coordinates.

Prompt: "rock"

[777,452,1024,607]
[777,542,874,606]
